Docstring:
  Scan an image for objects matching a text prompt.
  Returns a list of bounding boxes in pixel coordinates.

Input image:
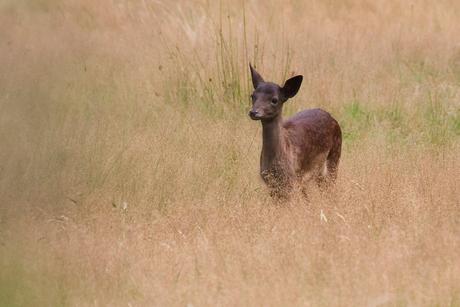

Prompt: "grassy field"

[1,0,460,306]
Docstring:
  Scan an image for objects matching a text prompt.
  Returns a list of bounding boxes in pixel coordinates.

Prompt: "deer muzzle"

[248,109,261,120]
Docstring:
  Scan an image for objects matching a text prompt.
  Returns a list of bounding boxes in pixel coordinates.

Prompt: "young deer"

[248,63,342,199]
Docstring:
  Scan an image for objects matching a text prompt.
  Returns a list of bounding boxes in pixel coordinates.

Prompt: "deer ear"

[281,75,303,99]
[249,63,265,89]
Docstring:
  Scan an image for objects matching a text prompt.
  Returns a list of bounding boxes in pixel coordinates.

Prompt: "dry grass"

[1,0,460,306]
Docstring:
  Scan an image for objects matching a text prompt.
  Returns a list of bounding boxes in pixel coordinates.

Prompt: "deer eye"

[271,98,278,105]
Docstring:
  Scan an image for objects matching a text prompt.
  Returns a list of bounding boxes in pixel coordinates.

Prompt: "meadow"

[1,0,460,306]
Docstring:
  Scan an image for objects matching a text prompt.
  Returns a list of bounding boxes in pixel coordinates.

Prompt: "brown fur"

[248,63,342,199]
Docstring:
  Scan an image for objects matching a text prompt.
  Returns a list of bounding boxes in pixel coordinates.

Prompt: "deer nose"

[248,109,259,118]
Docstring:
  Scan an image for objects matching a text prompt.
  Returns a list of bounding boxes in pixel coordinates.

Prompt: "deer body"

[248,64,342,198]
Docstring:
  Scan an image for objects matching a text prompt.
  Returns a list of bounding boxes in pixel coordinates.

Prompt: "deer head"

[248,63,303,122]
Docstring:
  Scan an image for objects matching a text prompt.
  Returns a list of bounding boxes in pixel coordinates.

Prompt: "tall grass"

[1,0,460,306]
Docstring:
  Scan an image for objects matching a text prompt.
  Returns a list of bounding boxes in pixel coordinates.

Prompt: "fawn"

[248,63,342,199]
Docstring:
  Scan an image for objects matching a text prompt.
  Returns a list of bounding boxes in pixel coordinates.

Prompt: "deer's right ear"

[281,75,303,99]
[249,63,265,89]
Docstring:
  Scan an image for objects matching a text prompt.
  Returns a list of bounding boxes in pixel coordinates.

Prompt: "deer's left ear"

[281,75,303,99]
[249,63,266,89]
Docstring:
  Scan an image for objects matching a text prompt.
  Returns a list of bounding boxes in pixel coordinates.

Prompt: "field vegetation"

[1,0,460,306]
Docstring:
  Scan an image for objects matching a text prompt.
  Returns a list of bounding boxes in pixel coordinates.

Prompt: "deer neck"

[261,117,287,165]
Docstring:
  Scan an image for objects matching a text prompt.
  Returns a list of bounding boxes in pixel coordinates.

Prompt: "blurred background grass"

[1,0,460,306]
